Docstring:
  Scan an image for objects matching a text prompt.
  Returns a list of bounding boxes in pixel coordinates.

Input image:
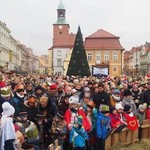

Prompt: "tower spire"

[56,0,67,24]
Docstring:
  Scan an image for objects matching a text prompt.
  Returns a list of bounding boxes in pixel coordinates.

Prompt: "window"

[113,52,118,62]
[57,58,62,66]
[104,52,109,62]
[87,54,92,61]
[57,51,61,56]
[96,53,101,64]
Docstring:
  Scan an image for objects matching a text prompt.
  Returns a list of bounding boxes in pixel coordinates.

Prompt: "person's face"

[113,109,117,114]
[27,85,32,91]
[94,87,98,93]
[66,87,72,95]
[36,89,42,94]
[40,102,48,107]
[70,103,77,109]
[123,84,128,90]
[114,93,120,97]
[147,84,150,90]
[50,89,57,95]
[98,86,104,92]
[22,116,28,122]
[87,107,92,112]
[83,97,90,104]
[4,96,10,100]
[126,95,132,100]
[19,91,24,96]
[139,108,145,113]
[104,113,109,116]
[28,102,35,107]
[117,108,123,113]
[65,98,69,104]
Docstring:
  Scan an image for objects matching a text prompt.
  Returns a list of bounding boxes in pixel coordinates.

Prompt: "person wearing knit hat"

[135,104,146,140]
[124,90,132,97]
[69,115,89,149]
[135,104,146,126]
[122,90,137,114]
[123,104,131,113]
[0,102,17,150]
[110,89,121,108]
[115,103,124,110]
[95,104,111,150]
[100,105,110,114]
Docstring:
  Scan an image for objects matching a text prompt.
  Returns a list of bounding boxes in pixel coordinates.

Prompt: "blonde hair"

[40,96,48,103]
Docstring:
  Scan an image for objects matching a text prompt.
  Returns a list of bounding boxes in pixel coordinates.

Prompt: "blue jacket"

[96,112,111,139]
[69,126,89,148]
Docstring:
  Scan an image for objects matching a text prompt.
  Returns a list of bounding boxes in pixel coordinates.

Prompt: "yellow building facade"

[85,29,124,76]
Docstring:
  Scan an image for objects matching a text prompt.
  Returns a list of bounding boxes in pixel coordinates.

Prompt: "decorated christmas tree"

[67,26,91,77]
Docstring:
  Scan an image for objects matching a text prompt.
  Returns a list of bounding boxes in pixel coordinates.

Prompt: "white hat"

[69,96,79,104]
[71,89,77,94]
[115,103,123,110]
[84,87,90,92]
[2,102,15,116]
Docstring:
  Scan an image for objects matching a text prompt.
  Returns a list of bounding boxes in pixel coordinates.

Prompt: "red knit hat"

[50,84,57,90]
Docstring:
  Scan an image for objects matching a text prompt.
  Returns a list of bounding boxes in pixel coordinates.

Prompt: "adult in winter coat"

[58,94,71,114]
[122,90,137,114]
[38,96,57,145]
[141,82,150,106]
[24,96,38,123]
[13,84,26,116]
[93,83,110,109]
[51,111,67,149]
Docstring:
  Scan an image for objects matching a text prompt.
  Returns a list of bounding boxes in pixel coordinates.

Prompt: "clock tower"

[53,0,69,41]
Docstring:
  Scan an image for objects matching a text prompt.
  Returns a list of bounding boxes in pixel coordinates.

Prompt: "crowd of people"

[0,72,150,150]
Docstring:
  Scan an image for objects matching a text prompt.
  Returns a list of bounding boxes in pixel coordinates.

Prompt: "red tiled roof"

[87,29,118,38]
[53,33,76,48]
[85,29,124,50]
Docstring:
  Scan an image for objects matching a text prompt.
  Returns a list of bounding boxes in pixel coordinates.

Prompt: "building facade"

[0,20,40,74]
[85,29,124,76]
[124,42,150,76]
[49,1,76,75]
[0,21,19,71]
[38,55,49,74]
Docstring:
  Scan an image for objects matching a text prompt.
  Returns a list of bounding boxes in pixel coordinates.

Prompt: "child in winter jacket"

[109,107,122,129]
[69,116,89,150]
[135,104,146,140]
[95,105,111,150]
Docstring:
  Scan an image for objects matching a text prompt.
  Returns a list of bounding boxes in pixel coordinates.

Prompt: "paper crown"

[1,87,11,97]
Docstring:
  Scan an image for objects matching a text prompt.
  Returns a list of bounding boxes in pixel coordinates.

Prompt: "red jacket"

[64,108,91,131]
[146,108,150,119]
[109,113,122,128]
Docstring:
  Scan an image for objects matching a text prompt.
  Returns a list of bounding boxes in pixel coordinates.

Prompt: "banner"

[125,115,138,131]
[92,66,108,77]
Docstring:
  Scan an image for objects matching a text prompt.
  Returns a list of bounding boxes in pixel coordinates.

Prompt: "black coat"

[141,90,150,105]
[93,91,110,109]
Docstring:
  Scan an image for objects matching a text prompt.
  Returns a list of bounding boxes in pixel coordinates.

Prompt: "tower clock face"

[59,25,62,29]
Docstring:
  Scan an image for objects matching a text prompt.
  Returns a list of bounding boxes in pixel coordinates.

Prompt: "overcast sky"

[0,0,150,56]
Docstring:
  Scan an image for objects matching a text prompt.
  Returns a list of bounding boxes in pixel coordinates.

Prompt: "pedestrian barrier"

[48,139,61,150]
[105,119,150,150]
